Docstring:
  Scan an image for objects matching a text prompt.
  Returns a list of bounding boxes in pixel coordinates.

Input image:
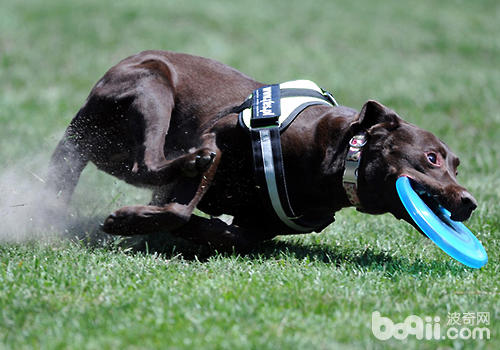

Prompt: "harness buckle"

[321,89,339,107]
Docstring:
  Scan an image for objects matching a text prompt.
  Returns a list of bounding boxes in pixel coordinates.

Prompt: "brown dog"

[47,50,477,250]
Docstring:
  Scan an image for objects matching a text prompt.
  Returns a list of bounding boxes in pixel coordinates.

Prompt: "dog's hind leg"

[101,133,221,235]
[121,76,217,185]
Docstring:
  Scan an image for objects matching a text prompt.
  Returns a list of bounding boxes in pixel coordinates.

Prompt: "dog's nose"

[450,190,477,221]
[460,190,477,211]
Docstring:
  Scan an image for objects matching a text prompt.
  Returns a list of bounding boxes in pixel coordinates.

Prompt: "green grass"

[0,0,499,349]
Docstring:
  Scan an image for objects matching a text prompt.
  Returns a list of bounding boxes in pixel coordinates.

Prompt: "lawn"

[0,0,499,349]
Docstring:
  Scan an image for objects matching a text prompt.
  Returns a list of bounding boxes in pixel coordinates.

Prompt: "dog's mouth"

[409,180,451,222]
[406,178,475,222]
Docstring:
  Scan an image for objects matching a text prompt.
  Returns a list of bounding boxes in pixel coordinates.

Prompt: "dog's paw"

[101,206,164,235]
[101,204,190,235]
[183,148,216,177]
[101,206,153,235]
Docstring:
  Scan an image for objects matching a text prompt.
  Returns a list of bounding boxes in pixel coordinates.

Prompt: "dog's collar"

[342,132,367,208]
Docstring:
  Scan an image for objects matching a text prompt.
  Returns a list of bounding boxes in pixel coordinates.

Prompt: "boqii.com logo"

[372,311,491,340]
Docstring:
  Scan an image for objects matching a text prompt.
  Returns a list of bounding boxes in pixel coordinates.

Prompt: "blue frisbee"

[396,176,487,268]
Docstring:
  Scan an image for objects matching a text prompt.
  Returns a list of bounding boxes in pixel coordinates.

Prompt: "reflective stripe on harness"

[238,80,338,232]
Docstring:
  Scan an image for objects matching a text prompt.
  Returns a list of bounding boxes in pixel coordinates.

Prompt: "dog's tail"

[46,117,89,205]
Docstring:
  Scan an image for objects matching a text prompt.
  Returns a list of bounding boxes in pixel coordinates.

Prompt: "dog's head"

[352,100,477,225]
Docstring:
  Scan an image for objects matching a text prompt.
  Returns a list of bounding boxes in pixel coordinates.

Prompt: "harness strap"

[251,127,313,232]
[239,80,338,232]
[280,88,336,103]
[280,101,333,132]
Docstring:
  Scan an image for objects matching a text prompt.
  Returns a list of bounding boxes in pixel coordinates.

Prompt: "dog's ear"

[352,100,400,132]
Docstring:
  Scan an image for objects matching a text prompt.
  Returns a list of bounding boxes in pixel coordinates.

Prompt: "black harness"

[237,81,338,232]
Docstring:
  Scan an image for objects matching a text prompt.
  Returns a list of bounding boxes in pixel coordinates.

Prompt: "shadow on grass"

[65,216,467,276]
[250,239,466,276]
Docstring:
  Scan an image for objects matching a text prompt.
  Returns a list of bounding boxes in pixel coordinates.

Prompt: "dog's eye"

[426,152,438,165]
